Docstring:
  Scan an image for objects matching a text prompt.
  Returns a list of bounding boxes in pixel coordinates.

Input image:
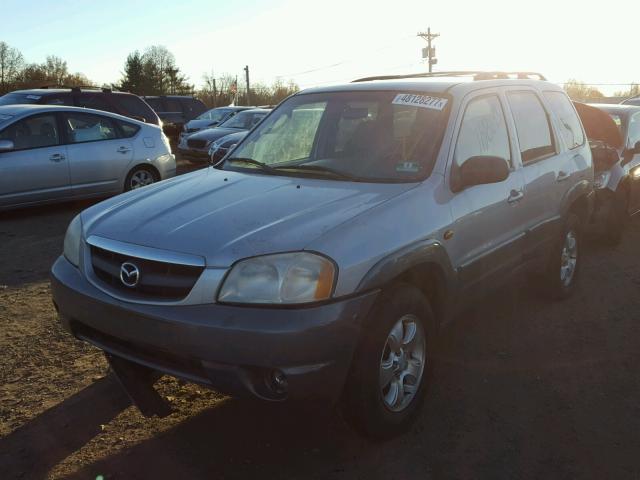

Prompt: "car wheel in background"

[342,283,434,439]
[542,213,582,300]
[125,166,159,192]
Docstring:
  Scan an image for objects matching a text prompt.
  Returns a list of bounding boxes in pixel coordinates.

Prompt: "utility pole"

[417,27,440,73]
[212,78,217,107]
[244,65,251,106]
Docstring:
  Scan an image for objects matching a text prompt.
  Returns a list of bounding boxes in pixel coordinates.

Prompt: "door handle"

[117,146,131,154]
[49,153,65,162]
[557,171,570,182]
[508,189,524,204]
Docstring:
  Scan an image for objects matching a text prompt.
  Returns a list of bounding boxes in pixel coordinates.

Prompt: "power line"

[417,28,439,73]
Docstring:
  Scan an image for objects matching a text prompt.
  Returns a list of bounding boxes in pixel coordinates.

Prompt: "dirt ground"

[1,162,640,479]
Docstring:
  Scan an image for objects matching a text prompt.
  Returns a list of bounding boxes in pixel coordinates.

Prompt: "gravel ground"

[1,163,640,479]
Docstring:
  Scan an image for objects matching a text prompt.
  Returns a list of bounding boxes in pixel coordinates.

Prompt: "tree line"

[0,41,299,107]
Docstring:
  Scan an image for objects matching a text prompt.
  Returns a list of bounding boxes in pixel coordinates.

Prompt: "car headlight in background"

[63,214,83,267]
[218,252,336,305]
[594,171,611,189]
[208,140,221,156]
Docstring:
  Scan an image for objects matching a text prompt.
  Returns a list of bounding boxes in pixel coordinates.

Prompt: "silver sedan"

[0,104,176,210]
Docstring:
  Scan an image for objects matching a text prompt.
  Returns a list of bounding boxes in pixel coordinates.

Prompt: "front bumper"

[587,187,615,234]
[51,256,378,403]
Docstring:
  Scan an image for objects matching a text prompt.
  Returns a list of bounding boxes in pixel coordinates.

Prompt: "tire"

[341,283,434,439]
[541,213,582,300]
[125,165,159,192]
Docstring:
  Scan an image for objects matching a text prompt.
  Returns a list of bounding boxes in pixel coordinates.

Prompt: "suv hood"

[83,168,416,266]
[186,119,219,131]
[189,127,243,142]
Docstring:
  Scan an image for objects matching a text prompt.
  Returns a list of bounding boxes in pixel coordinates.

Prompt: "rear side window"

[145,97,162,111]
[111,94,156,121]
[117,120,140,138]
[454,95,512,168]
[76,94,116,114]
[507,91,556,164]
[63,112,118,143]
[0,114,60,150]
[43,94,73,106]
[164,98,182,112]
[543,91,584,149]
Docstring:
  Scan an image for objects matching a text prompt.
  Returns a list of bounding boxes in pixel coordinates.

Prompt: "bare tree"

[0,41,24,93]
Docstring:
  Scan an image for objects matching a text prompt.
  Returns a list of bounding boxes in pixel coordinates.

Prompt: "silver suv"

[51,71,593,438]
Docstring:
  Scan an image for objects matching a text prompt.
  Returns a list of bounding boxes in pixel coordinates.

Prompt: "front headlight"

[63,214,83,267]
[208,141,221,156]
[218,252,336,305]
[594,171,611,189]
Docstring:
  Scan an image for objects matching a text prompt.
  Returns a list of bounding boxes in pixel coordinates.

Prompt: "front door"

[0,113,70,208]
[447,92,526,294]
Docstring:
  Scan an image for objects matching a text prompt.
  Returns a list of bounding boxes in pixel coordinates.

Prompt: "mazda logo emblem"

[120,262,140,288]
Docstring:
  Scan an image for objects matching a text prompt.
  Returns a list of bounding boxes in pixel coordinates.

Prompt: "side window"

[543,91,584,149]
[117,120,140,138]
[145,97,162,111]
[0,114,60,150]
[628,113,640,148]
[454,95,511,168]
[164,98,182,112]
[76,94,116,114]
[110,95,156,121]
[64,112,118,143]
[44,94,73,106]
[507,91,555,163]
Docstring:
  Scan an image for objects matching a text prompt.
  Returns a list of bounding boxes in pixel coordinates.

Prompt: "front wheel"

[125,166,159,192]
[341,283,434,439]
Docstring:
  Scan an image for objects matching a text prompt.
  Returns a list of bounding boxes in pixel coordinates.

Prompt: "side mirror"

[0,139,15,152]
[456,155,509,190]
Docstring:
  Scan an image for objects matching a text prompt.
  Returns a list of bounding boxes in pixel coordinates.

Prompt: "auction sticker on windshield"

[392,93,448,111]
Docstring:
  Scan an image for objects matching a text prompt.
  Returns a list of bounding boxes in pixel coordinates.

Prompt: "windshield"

[224,91,449,182]
[0,93,41,106]
[197,108,230,122]
[220,110,263,129]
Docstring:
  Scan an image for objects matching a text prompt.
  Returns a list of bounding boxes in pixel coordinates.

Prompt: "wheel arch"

[124,163,160,191]
[356,239,457,329]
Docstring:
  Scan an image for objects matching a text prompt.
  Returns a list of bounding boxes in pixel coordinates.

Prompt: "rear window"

[0,93,41,105]
[507,91,556,163]
[111,94,156,121]
[164,98,182,112]
[543,91,584,149]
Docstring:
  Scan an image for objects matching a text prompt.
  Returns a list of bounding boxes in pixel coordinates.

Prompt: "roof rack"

[351,71,547,83]
[38,85,115,93]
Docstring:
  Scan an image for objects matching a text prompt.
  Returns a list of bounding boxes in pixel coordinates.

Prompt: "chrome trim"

[86,235,205,267]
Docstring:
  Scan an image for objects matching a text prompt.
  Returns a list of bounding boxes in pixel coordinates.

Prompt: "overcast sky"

[2,0,638,94]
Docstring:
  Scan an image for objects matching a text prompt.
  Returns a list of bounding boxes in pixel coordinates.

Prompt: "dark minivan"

[143,95,207,138]
[0,87,160,125]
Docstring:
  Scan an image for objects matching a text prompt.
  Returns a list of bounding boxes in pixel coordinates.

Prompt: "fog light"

[269,369,288,394]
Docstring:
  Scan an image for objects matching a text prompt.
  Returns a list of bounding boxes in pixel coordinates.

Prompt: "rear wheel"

[125,166,159,192]
[342,283,434,439]
[541,213,581,300]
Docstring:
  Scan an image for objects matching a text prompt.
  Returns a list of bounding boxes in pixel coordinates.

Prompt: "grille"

[187,138,207,149]
[90,245,204,301]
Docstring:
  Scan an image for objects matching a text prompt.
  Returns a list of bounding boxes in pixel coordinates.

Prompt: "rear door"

[62,111,133,195]
[0,113,70,207]
[447,91,526,293]
[505,89,567,259]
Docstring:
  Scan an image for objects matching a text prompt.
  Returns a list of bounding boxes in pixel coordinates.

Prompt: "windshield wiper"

[273,164,358,180]
[225,157,277,173]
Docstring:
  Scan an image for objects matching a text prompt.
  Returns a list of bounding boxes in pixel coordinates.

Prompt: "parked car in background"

[143,95,207,139]
[179,106,253,143]
[177,108,270,163]
[208,130,247,164]
[0,104,175,210]
[620,95,640,107]
[0,87,160,125]
[52,72,594,439]
[576,102,640,243]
